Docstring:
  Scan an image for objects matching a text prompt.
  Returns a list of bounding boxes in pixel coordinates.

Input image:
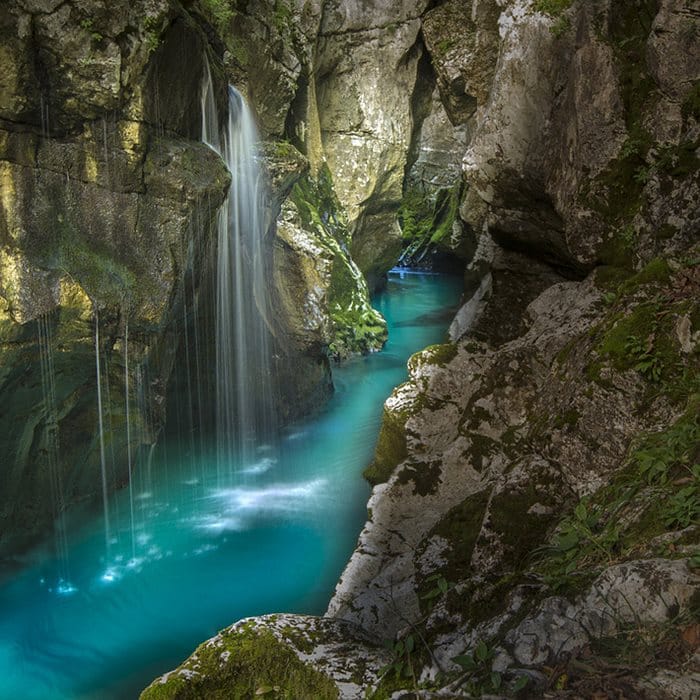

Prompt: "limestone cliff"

[143,1,699,698]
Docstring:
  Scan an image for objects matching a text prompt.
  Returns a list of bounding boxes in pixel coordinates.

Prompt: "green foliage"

[398,183,462,264]
[536,500,621,591]
[79,17,103,42]
[420,574,450,610]
[452,640,529,695]
[664,480,700,528]
[200,0,236,34]
[143,15,162,53]
[535,405,700,593]
[624,334,663,381]
[379,634,417,685]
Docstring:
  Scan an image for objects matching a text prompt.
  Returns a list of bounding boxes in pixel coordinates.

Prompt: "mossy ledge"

[140,618,339,700]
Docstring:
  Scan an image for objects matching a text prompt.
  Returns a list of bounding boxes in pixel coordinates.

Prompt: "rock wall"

[325,0,700,696]
[145,1,699,697]
[0,0,232,557]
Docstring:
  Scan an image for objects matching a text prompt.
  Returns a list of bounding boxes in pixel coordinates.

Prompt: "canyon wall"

[144,0,700,698]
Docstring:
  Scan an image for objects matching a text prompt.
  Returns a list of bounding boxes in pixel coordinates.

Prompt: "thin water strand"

[37,312,71,585]
[94,307,111,550]
[123,316,136,559]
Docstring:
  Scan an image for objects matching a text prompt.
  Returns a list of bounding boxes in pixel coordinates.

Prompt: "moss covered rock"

[278,163,387,361]
[140,614,391,700]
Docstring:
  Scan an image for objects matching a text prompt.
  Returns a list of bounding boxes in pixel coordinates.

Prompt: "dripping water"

[123,315,136,559]
[36,312,71,589]
[94,307,111,551]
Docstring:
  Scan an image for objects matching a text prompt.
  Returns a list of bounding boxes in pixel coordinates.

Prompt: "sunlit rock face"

[0,0,230,556]
[209,0,429,290]
[313,0,430,289]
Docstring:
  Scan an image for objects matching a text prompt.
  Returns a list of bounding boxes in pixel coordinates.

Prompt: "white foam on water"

[208,479,327,516]
[241,457,276,475]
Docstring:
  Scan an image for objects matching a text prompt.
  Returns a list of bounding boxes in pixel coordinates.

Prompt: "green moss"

[595,301,684,385]
[140,623,338,700]
[408,343,457,371]
[436,38,455,53]
[490,484,560,567]
[594,265,634,291]
[364,405,409,486]
[398,182,462,263]
[291,166,387,359]
[618,258,671,294]
[29,215,136,307]
[425,490,490,589]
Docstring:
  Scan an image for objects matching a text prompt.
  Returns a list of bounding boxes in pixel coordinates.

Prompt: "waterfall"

[200,62,276,471]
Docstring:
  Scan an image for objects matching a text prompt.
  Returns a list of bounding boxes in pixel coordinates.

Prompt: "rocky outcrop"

[313,1,430,288]
[214,0,432,289]
[140,614,391,700]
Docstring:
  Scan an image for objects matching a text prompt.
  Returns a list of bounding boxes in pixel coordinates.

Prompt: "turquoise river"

[0,270,462,699]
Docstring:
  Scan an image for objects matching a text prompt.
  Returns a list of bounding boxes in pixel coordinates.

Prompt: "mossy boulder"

[140,614,392,700]
[281,164,387,361]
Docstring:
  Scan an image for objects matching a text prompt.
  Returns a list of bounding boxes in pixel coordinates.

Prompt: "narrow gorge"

[0,0,698,698]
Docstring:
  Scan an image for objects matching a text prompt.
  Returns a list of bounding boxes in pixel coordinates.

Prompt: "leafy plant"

[663,484,700,529]
[624,333,663,381]
[536,500,622,590]
[420,574,450,610]
[633,417,699,484]
[200,0,236,33]
[452,640,529,695]
[379,633,417,685]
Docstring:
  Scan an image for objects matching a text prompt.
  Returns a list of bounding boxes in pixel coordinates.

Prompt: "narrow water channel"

[0,270,462,699]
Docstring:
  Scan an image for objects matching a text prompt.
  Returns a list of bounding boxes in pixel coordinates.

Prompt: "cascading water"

[200,62,276,470]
